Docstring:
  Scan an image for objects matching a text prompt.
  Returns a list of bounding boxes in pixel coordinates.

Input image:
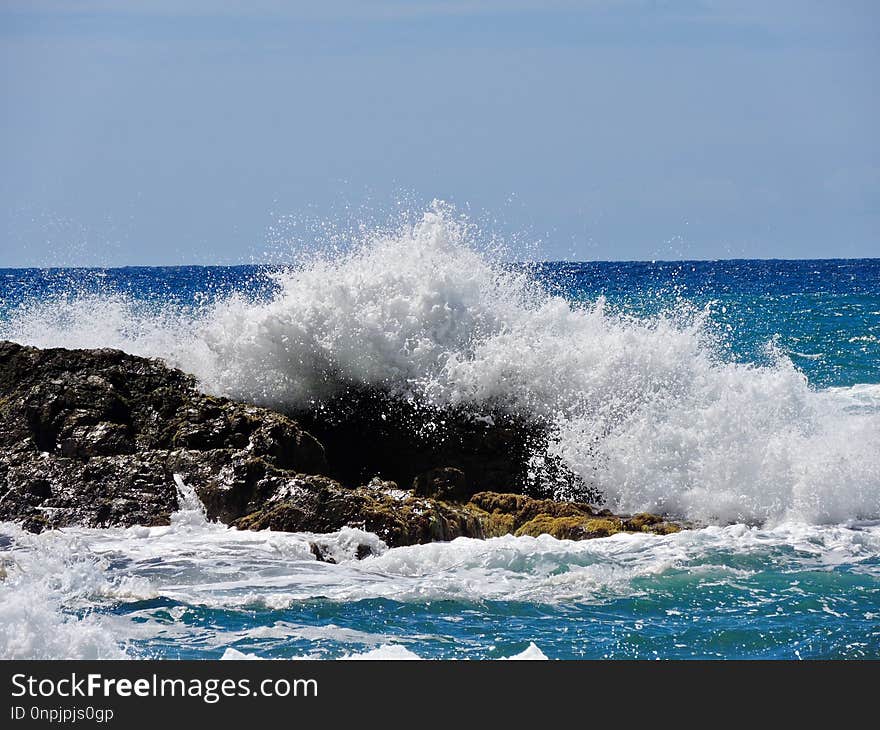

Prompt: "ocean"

[1,211,878,659]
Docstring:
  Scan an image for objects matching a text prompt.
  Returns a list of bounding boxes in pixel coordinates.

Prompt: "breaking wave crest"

[2,204,879,524]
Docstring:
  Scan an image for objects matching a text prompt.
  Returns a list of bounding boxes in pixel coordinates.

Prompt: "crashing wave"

[2,203,878,524]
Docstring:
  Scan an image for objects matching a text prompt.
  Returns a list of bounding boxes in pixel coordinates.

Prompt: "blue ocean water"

[0,253,878,660]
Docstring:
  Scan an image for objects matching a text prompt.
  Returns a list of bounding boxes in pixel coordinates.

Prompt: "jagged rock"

[413,466,469,501]
[230,477,679,546]
[0,341,325,470]
[235,474,486,548]
[0,341,325,529]
[0,449,177,530]
[0,341,682,543]
[465,492,680,540]
[291,386,596,500]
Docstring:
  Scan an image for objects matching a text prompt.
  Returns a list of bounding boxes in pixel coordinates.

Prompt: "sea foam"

[0,529,130,659]
[2,203,878,524]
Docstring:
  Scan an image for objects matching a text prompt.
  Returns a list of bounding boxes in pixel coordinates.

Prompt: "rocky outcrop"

[0,341,681,544]
[234,476,486,548]
[233,479,679,547]
[0,341,324,530]
[467,492,680,539]
[413,466,469,501]
[291,387,598,502]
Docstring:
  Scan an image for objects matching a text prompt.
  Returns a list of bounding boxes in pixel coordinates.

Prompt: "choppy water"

[0,208,878,659]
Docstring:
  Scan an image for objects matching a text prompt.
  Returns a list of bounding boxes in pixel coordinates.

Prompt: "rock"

[309,542,337,563]
[234,480,680,547]
[623,512,679,533]
[0,341,325,470]
[413,466,468,501]
[0,448,177,529]
[291,386,596,501]
[514,515,620,539]
[0,341,682,543]
[0,341,325,530]
[465,492,679,540]
[233,473,485,548]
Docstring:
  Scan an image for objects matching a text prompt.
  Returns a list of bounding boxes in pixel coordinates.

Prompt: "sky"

[1,1,878,266]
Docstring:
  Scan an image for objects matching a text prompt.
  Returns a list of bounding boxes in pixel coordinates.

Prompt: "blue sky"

[2,1,878,265]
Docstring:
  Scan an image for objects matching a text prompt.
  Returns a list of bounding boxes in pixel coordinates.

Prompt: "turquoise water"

[536,258,880,387]
[117,536,880,660]
[0,253,878,660]
[3,517,878,660]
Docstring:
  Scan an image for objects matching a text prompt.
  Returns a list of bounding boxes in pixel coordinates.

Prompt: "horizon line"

[1,256,879,271]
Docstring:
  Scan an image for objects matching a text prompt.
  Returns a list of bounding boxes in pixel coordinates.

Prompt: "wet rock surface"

[0,341,325,529]
[0,341,681,544]
[291,386,601,503]
[292,387,544,496]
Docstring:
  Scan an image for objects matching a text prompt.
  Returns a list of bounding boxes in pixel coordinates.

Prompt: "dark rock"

[0,341,682,543]
[232,473,485,548]
[0,340,325,470]
[413,466,468,501]
[309,542,337,564]
[0,448,177,530]
[0,341,325,530]
[291,386,595,500]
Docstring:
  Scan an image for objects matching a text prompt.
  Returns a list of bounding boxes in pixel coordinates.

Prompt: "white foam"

[3,510,879,658]
[219,643,545,660]
[2,203,878,524]
[0,509,394,659]
[825,383,880,412]
[341,644,423,660]
[0,529,129,659]
[171,474,210,528]
[502,642,549,660]
[5,517,879,612]
[220,647,264,660]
